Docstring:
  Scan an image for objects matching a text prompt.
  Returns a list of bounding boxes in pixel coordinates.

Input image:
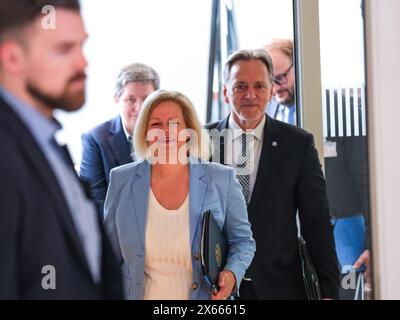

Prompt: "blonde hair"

[263,38,294,63]
[133,90,209,161]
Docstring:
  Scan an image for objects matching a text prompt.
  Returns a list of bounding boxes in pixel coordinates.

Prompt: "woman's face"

[146,100,189,164]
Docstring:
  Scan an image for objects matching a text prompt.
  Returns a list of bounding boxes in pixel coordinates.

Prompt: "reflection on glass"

[319,0,372,300]
[206,0,294,122]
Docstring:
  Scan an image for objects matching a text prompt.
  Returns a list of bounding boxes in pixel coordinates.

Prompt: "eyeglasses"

[273,63,293,85]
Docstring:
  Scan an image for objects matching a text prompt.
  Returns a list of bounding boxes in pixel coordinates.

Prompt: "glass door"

[318,0,372,300]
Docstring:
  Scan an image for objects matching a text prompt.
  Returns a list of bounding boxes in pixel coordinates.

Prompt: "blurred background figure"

[264,39,296,125]
[80,63,160,216]
[0,0,122,299]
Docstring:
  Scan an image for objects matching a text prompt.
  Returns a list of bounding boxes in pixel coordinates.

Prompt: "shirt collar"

[279,102,295,110]
[0,85,61,144]
[228,113,266,142]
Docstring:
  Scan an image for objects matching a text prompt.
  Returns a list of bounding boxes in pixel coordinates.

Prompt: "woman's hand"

[211,270,236,300]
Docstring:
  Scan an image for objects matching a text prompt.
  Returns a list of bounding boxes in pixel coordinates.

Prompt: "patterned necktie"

[236,133,252,204]
[276,105,286,122]
[128,135,135,161]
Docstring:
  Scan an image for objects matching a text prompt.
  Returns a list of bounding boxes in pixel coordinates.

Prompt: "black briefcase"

[298,235,322,300]
[200,210,227,294]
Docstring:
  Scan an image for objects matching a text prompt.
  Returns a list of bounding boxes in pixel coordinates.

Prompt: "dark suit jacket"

[80,115,133,216]
[205,115,340,299]
[0,96,122,299]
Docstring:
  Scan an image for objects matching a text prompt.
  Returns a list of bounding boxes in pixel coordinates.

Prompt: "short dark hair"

[0,0,80,41]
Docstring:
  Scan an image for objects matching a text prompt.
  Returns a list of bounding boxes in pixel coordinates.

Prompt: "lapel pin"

[272,141,278,147]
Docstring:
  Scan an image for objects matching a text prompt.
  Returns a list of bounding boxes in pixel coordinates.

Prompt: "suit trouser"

[238,280,259,300]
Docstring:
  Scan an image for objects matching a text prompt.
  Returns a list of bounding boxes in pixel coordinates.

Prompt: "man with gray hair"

[80,63,160,216]
[206,49,339,299]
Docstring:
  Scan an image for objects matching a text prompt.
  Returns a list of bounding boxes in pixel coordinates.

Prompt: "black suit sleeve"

[296,134,340,299]
[80,132,107,216]
[0,150,20,298]
[99,222,123,300]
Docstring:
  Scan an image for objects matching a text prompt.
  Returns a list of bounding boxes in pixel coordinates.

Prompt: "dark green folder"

[201,210,227,294]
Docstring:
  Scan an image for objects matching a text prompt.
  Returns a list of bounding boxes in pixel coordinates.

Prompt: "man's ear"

[223,84,230,104]
[113,95,119,104]
[0,41,25,75]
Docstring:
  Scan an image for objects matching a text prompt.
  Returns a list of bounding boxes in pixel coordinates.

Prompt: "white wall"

[319,0,365,87]
[365,0,400,300]
[234,0,293,49]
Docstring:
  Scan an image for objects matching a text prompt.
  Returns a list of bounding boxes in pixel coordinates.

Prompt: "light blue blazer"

[104,157,256,300]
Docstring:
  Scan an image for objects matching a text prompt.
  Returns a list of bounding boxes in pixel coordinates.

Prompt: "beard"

[26,72,86,112]
[275,87,295,106]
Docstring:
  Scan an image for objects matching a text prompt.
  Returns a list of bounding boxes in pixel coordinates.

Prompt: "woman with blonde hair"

[104,89,255,300]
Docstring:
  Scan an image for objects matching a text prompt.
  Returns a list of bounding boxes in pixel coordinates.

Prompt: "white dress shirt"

[225,115,266,202]
[275,103,296,125]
